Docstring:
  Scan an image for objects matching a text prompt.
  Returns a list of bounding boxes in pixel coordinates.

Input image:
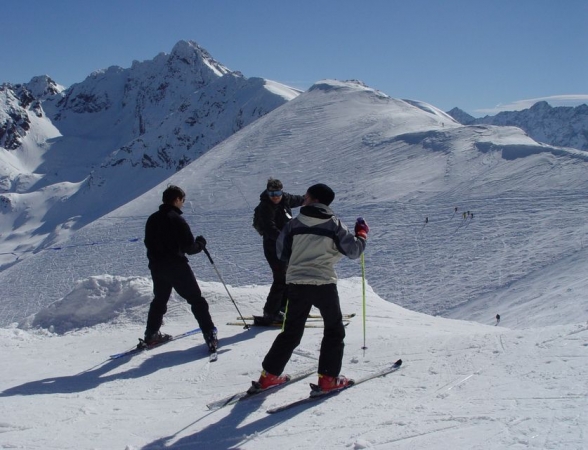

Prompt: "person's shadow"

[0,345,216,396]
[141,370,324,449]
[0,324,266,397]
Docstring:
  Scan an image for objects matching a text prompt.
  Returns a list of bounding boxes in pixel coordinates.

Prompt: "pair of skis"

[206,359,402,414]
[206,369,316,410]
[226,313,356,328]
[108,328,219,361]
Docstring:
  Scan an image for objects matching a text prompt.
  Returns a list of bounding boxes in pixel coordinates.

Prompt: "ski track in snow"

[2,190,587,328]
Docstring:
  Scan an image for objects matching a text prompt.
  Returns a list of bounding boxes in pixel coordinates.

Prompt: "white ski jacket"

[276,203,366,285]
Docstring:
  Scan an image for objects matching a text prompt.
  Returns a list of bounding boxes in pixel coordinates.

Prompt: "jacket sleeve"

[259,202,281,240]
[176,215,201,255]
[276,222,293,262]
[333,218,366,260]
[285,193,305,209]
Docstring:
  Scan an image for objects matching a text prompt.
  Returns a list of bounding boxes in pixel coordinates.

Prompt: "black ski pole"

[202,246,250,329]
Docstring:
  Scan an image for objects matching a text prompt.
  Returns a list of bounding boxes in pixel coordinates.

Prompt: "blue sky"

[2,0,587,116]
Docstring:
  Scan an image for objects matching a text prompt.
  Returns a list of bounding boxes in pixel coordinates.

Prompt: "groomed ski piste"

[1,80,587,448]
[2,275,587,449]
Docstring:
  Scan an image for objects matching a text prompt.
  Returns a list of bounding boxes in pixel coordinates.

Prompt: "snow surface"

[2,277,587,449]
[1,80,588,449]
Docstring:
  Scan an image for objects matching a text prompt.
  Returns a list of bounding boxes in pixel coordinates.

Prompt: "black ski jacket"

[144,204,202,266]
[256,190,305,242]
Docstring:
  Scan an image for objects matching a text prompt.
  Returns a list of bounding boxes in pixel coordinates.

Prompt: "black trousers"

[146,261,215,335]
[262,283,346,377]
[262,238,288,316]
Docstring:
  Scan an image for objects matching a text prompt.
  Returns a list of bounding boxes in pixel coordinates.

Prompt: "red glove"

[354,217,369,239]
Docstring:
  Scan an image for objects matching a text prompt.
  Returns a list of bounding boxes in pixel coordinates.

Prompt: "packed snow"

[1,80,587,449]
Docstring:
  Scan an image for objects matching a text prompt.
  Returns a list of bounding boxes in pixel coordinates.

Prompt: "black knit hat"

[306,183,335,206]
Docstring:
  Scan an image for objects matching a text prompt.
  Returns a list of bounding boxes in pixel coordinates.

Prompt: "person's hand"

[195,235,207,248]
[354,218,369,239]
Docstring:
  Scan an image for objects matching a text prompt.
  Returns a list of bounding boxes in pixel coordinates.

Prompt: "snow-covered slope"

[0,41,299,268]
[2,79,587,449]
[2,276,586,449]
[1,79,587,331]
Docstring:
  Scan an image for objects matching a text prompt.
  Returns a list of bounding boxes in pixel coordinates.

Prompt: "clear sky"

[2,0,587,116]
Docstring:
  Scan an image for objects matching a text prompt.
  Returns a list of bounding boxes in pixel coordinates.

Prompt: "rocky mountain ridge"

[0,40,299,267]
[447,101,588,150]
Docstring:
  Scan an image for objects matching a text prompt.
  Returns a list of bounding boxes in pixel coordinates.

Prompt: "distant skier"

[251,183,368,394]
[142,185,218,353]
[495,314,501,325]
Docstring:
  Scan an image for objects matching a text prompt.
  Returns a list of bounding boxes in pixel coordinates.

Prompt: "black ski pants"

[262,238,288,316]
[262,283,346,377]
[146,261,215,335]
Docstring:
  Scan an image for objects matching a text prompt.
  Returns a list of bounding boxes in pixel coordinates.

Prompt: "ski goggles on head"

[268,190,283,197]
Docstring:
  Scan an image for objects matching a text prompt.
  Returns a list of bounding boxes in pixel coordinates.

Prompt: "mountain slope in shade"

[0,40,299,267]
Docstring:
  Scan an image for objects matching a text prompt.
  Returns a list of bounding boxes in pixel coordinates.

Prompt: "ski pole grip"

[203,246,214,264]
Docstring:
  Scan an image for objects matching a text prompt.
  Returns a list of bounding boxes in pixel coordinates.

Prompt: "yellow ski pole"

[361,252,367,350]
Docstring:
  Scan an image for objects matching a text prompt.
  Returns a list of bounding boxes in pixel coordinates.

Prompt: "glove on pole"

[202,246,250,329]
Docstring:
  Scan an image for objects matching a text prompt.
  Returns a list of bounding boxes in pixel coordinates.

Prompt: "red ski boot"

[248,370,291,394]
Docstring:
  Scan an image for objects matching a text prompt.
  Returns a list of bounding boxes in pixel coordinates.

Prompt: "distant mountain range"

[0,40,299,267]
[447,102,588,151]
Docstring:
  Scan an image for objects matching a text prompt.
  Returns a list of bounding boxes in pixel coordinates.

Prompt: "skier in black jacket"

[143,185,217,353]
[255,178,304,325]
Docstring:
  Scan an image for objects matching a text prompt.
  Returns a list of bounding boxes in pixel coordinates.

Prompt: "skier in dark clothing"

[251,183,369,394]
[255,178,304,325]
[142,185,217,353]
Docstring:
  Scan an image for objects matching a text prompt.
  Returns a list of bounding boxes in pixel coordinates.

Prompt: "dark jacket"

[144,204,202,266]
[256,191,305,242]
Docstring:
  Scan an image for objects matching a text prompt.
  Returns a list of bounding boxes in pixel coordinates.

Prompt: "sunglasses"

[268,190,283,197]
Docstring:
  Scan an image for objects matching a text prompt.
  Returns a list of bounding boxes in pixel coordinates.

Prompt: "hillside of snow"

[2,275,587,449]
[1,59,588,447]
[0,40,299,267]
[1,79,587,330]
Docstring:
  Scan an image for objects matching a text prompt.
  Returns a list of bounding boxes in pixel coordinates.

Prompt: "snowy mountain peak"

[169,40,232,77]
[25,75,64,98]
[446,106,475,124]
[309,79,386,97]
[447,102,588,150]
[529,100,551,112]
[0,41,300,266]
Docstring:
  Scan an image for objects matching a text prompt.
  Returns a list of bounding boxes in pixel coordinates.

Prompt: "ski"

[266,359,403,414]
[206,369,315,410]
[225,320,351,329]
[238,313,356,321]
[109,328,202,359]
